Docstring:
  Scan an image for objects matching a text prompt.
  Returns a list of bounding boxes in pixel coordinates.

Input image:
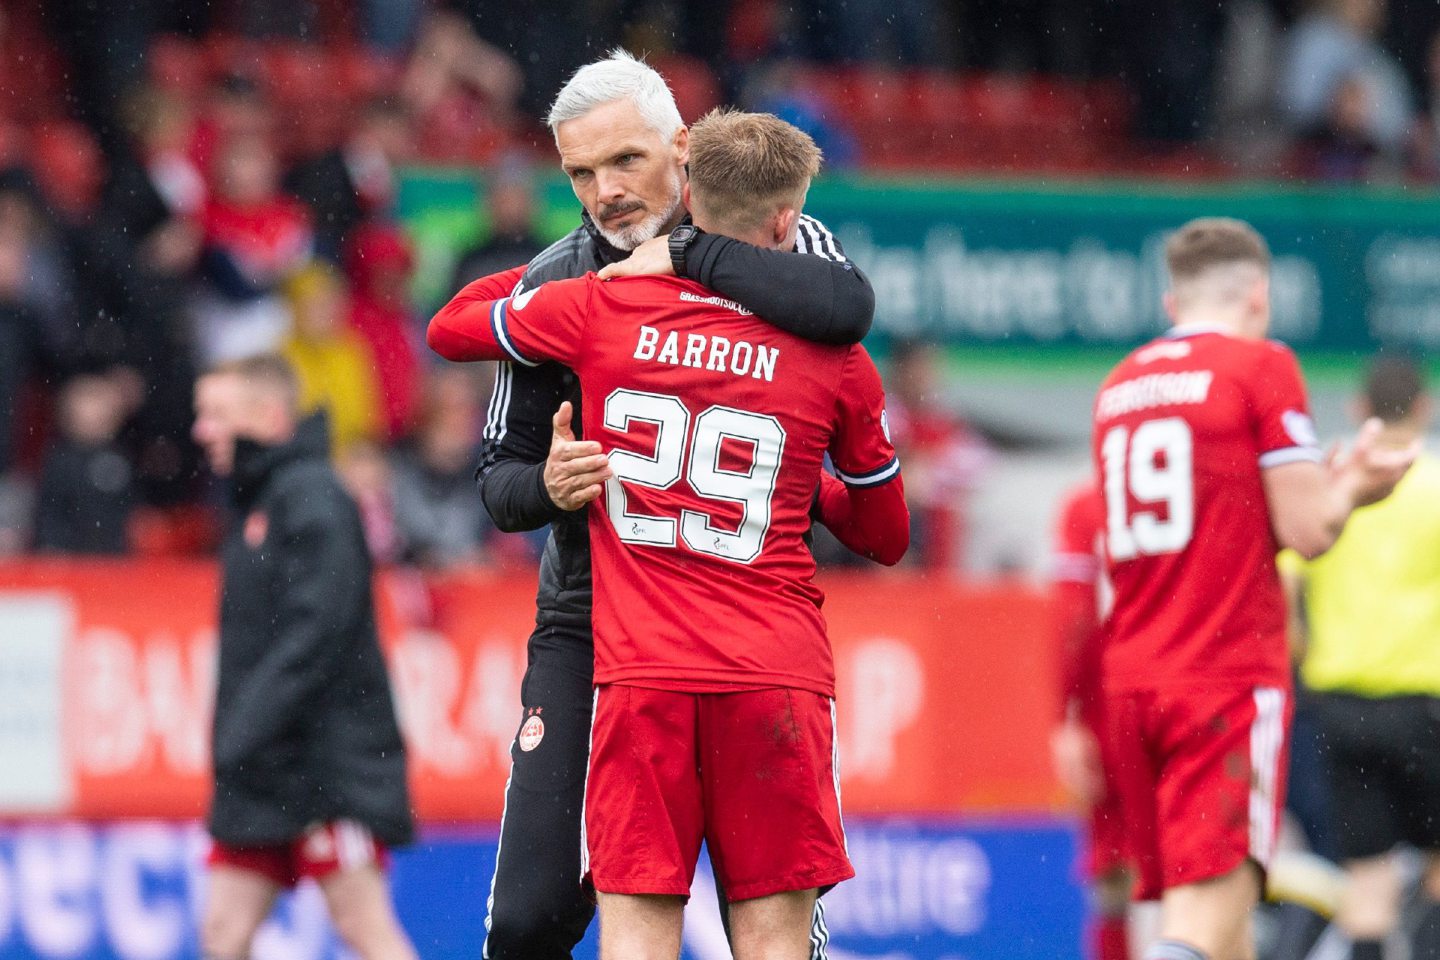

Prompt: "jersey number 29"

[602,388,785,564]
[1100,417,1194,560]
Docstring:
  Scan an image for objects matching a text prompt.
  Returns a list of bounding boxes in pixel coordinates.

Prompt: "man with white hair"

[468,51,874,960]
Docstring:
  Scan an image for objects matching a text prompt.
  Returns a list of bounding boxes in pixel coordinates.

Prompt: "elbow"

[425,318,453,359]
[870,524,910,567]
[831,285,875,345]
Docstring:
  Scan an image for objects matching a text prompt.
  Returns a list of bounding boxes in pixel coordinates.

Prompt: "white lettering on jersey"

[1097,371,1214,421]
[657,331,681,364]
[634,325,660,360]
[705,336,731,371]
[753,344,779,382]
[683,334,707,368]
[633,328,781,382]
[679,291,753,315]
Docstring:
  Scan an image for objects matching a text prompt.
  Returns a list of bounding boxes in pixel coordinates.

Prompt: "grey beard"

[596,189,684,252]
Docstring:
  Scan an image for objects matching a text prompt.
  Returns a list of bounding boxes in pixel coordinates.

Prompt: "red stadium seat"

[652,56,721,124]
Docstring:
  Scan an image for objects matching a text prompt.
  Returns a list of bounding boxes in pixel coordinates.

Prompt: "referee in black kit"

[465,53,876,960]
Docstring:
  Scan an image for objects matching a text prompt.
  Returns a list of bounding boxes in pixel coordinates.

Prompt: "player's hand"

[597,235,673,280]
[1050,717,1104,807]
[544,401,612,511]
[1335,417,1419,507]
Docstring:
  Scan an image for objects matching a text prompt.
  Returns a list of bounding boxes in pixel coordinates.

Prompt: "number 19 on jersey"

[1101,417,1194,560]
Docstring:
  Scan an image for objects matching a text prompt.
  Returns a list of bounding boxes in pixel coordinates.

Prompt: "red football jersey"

[1048,480,1107,718]
[437,273,902,697]
[1091,328,1320,690]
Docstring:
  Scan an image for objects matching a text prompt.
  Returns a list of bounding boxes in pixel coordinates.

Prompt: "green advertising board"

[399,169,1440,358]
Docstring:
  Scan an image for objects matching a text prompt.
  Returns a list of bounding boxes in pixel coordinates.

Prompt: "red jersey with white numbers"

[433,273,902,696]
[1091,328,1320,691]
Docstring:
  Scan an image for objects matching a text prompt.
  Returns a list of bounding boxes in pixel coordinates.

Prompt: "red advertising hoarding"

[0,562,1062,820]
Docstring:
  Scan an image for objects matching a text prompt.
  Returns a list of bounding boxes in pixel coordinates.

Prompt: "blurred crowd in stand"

[2,0,1438,573]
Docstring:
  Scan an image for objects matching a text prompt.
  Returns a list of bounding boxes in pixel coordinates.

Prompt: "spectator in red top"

[345,222,420,440]
[194,132,313,366]
[886,339,990,572]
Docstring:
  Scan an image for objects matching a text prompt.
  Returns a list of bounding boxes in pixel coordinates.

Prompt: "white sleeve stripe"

[490,298,539,367]
[483,362,512,443]
[836,456,901,486]
[798,219,841,262]
[802,215,845,262]
[1258,446,1323,469]
[795,223,811,255]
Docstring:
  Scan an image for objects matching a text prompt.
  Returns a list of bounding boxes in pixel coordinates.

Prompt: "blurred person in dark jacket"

[285,97,414,265]
[447,154,545,294]
[94,86,207,504]
[391,367,498,568]
[33,374,138,555]
[190,354,416,960]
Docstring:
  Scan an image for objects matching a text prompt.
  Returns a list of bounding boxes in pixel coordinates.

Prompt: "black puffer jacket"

[208,413,413,847]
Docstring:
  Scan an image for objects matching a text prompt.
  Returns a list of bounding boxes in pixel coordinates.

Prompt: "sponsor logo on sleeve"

[511,286,539,311]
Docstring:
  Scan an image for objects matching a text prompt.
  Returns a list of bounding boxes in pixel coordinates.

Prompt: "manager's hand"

[597,234,673,280]
[545,401,612,510]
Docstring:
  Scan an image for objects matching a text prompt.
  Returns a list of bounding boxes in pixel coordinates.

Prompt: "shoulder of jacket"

[522,228,594,283]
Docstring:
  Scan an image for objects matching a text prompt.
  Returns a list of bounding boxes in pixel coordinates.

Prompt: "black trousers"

[484,627,596,959]
[482,626,834,959]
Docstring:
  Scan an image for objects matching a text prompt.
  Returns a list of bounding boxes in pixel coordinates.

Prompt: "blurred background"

[0,0,1435,957]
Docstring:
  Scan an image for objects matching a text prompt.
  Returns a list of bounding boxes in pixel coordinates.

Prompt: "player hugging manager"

[431,108,909,959]
[450,49,878,960]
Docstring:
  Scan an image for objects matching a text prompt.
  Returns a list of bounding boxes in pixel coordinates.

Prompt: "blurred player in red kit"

[429,109,908,959]
[1092,217,1415,960]
[1048,479,1130,960]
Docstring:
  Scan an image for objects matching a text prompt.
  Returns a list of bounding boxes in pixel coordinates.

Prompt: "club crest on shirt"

[518,714,545,752]
[243,511,269,548]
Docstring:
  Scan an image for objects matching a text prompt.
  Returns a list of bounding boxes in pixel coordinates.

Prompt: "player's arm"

[1254,348,1416,558]
[1265,422,1416,558]
[600,216,874,345]
[426,266,569,363]
[821,346,910,565]
[211,487,367,771]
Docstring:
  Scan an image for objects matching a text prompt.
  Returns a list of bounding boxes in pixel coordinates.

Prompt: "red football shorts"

[1103,684,1290,901]
[583,684,854,901]
[207,820,389,889]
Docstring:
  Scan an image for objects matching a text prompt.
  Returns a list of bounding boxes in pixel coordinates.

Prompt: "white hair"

[547,50,683,140]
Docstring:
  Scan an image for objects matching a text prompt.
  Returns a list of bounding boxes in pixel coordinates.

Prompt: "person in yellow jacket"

[281,262,383,456]
[1281,354,1440,960]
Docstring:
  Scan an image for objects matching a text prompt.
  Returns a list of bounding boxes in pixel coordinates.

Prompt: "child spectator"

[33,373,138,555]
[281,262,383,456]
[346,222,421,440]
[193,132,313,366]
